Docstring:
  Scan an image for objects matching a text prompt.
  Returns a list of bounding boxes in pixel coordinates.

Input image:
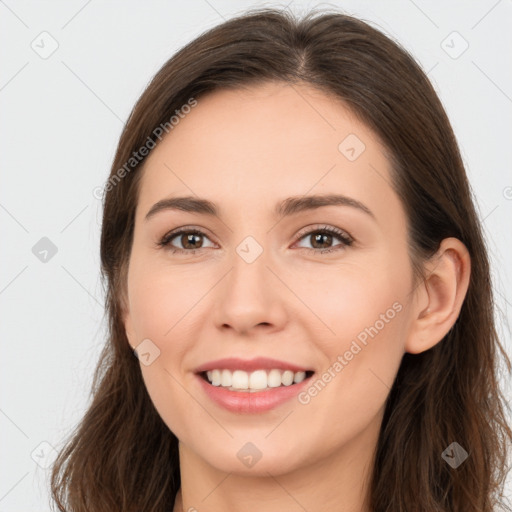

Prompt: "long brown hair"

[50,7,512,511]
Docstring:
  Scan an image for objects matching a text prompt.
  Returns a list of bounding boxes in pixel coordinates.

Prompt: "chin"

[190,437,310,476]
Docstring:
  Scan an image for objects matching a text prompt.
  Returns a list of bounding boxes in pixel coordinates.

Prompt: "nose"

[213,245,288,336]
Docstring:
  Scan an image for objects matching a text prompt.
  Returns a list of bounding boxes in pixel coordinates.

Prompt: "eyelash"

[156,225,354,256]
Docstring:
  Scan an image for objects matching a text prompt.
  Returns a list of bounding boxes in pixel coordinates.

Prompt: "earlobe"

[405,237,471,354]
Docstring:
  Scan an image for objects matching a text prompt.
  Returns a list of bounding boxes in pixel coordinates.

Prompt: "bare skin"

[122,82,471,512]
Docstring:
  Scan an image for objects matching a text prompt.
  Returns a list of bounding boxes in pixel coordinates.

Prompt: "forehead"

[136,81,398,224]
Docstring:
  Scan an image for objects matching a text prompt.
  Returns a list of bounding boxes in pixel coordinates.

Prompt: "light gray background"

[1,1,511,510]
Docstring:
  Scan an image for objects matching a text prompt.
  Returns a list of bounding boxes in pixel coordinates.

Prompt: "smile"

[196,369,315,413]
[202,368,314,391]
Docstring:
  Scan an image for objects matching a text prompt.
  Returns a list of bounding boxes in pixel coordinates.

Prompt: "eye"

[293,225,354,254]
[157,227,216,254]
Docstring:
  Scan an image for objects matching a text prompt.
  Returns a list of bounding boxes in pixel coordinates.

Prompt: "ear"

[405,237,471,354]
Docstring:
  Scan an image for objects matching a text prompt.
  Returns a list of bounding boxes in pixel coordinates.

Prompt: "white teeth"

[210,369,221,386]
[249,369,267,390]
[267,369,282,388]
[293,371,306,383]
[221,369,232,387]
[281,370,294,386]
[203,368,310,391]
[232,370,249,389]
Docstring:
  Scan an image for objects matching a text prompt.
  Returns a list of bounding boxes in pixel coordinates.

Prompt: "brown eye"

[294,226,354,254]
[179,232,203,249]
[310,232,334,249]
[158,229,215,252]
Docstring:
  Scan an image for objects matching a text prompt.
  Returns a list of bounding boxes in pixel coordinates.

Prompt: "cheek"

[126,257,199,345]
[296,258,407,350]
[294,296,406,451]
[334,280,406,353]
[299,264,407,413]
[128,262,197,436]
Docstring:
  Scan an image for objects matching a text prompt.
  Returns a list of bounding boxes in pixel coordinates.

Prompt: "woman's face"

[123,81,417,476]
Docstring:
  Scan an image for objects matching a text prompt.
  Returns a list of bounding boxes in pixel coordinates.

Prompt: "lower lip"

[195,373,313,413]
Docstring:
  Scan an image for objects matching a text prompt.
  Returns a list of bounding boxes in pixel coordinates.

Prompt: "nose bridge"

[235,233,266,266]
[229,232,270,296]
[213,229,285,332]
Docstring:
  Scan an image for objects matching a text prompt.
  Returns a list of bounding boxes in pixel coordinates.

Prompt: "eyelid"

[293,224,353,244]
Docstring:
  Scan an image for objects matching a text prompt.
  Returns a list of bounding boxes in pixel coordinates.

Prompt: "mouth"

[193,357,316,413]
[197,369,316,392]
[195,368,315,413]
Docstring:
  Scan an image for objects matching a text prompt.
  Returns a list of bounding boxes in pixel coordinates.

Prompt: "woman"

[50,7,512,512]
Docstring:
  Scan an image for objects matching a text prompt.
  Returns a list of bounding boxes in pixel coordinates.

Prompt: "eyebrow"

[144,194,376,222]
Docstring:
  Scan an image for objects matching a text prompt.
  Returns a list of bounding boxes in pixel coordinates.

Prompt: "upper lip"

[194,357,313,374]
